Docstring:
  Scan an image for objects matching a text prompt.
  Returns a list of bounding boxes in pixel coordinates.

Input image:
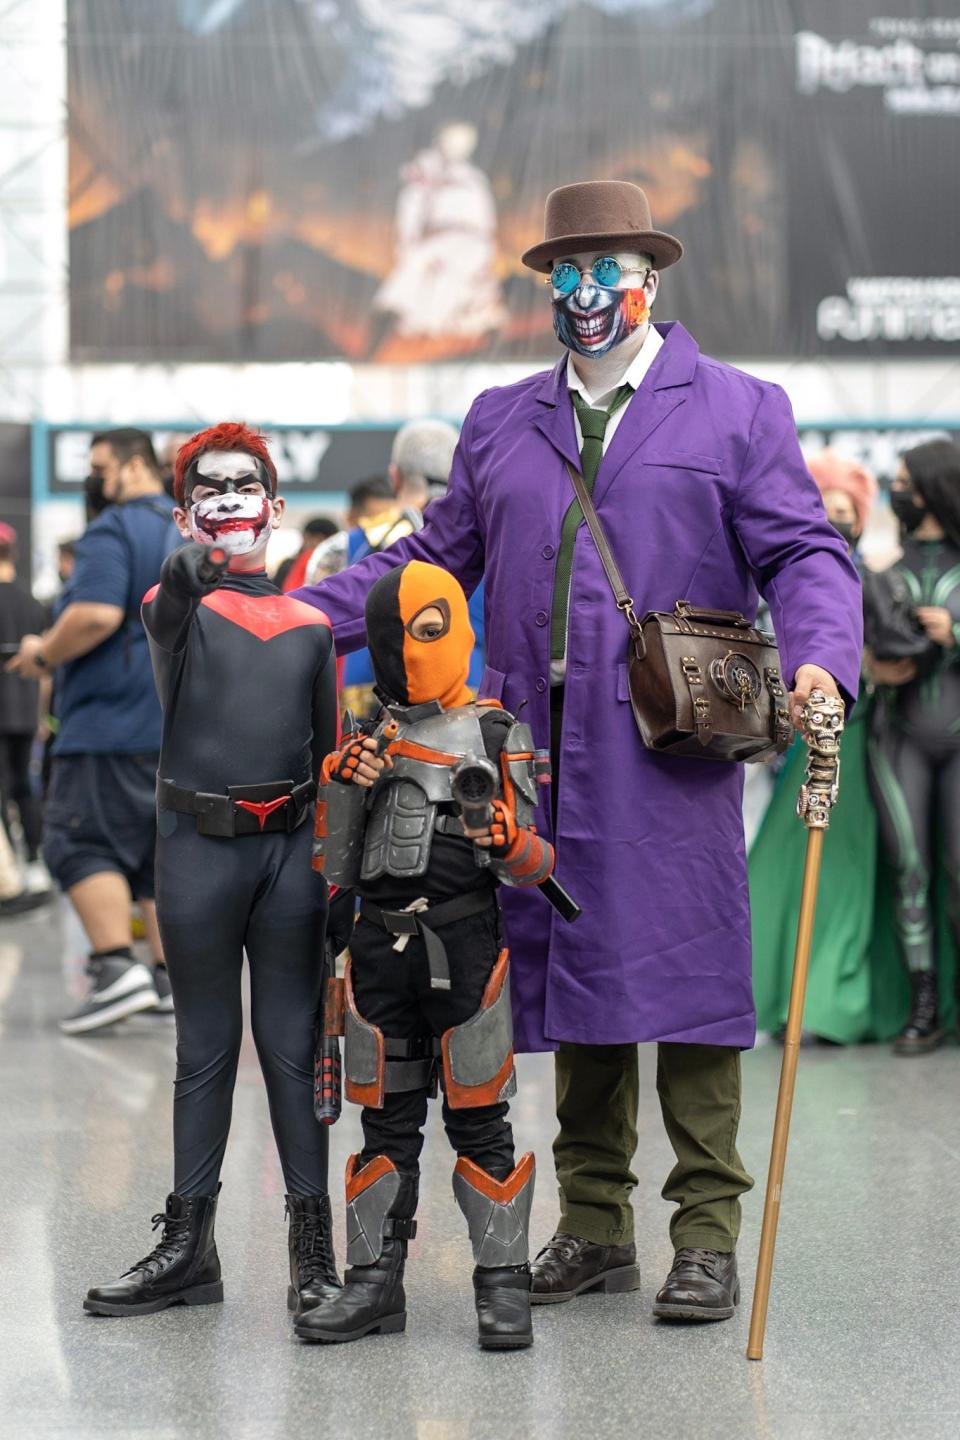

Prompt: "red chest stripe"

[200,589,331,642]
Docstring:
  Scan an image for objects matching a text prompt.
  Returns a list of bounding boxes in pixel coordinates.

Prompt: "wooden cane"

[746,690,844,1361]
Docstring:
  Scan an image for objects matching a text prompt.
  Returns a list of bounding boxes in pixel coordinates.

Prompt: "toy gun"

[313,886,356,1125]
[196,545,229,587]
[451,755,581,923]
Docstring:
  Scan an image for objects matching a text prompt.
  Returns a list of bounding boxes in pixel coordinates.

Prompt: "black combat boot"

[285,1193,342,1318]
[84,1189,222,1316]
[453,1154,535,1350]
[295,1155,417,1344]
[894,971,945,1056]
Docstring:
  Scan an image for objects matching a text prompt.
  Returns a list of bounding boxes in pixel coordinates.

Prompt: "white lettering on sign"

[53,430,95,484]
[264,429,332,485]
[795,29,960,113]
[817,278,960,344]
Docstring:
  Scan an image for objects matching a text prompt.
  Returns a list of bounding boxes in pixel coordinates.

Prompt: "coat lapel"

[530,358,582,473]
[592,322,699,507]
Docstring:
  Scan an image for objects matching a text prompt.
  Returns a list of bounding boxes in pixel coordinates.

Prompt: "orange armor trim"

[454,1150,535,1204]
[345,1152,397,1203]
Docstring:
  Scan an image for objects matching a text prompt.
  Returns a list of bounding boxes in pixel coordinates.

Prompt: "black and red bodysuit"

[142,553,337,1197]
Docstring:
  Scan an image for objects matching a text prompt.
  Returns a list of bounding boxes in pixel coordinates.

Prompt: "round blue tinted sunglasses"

[550,256,629,294]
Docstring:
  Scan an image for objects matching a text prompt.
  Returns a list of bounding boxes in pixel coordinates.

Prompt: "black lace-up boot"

[285,1193,342,1318]
[894,971,945,1055]
[530,1231,640,1304]
[653,1247,739,1321]
[295,1155,417,1345]
[84,1189,222,1316]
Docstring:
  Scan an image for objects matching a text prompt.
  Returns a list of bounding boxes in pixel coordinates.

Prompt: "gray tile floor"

[2,901,960,1440]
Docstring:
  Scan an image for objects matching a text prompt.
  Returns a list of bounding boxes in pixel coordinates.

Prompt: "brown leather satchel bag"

[565,462,792,763]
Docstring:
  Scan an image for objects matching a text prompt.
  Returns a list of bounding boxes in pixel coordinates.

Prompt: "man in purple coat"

[295,181,862,1323]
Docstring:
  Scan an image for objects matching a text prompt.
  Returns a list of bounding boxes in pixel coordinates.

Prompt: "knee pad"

[441,949,516,1110]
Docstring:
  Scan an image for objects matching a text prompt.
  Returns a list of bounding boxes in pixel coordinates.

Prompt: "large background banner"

[68,1,960,363]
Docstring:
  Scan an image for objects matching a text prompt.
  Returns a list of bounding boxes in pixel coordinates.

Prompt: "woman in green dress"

[750,451,898,1044]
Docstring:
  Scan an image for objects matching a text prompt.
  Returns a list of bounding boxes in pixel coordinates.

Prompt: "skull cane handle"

[796,689,844,831]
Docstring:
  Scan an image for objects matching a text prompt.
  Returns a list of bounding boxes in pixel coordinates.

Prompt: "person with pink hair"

[806,450,878,552]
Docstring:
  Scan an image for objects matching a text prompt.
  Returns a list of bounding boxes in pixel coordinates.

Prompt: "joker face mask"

[181,449,279,557]
[551,251,653,358]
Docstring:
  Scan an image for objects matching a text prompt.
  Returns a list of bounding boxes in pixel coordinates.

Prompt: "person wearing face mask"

[863,440,960,1055]
[84,423,341,1322]
[294,181,862,1323]
[6,428,180,1032]
[297,560,553,1350]
[751,453,887,1045]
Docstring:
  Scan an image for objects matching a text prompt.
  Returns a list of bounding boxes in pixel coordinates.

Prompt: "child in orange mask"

[299,560,554,1351]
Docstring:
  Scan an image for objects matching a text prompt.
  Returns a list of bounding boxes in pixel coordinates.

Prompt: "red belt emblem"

[234,795,291,831]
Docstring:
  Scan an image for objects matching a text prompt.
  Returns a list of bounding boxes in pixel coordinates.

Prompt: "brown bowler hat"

[521,180,683,274]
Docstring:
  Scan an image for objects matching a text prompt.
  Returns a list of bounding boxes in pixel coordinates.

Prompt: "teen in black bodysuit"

[84,423,340,1322]
[866,440,960,1054]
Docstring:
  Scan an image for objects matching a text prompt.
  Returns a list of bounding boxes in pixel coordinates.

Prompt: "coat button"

[541,545,555,559]
[535,611,548,626]
[535,677,547,693]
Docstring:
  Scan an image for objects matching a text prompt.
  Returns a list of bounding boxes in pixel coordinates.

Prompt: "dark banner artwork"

[68,2,960,363]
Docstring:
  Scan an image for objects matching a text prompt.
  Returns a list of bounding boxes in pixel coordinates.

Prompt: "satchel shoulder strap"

[564,461,642,640]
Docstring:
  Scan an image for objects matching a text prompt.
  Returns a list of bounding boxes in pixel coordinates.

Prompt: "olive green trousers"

[553,1041,753,1252]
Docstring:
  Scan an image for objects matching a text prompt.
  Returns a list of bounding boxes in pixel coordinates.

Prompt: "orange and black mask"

[365,561,474,711]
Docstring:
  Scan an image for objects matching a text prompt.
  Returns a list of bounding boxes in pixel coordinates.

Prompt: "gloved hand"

[487,799,520,858]
[321,734,393,788]
[162,542,229,598]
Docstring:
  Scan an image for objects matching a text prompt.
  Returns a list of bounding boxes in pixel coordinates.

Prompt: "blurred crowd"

[0,422,958,1053]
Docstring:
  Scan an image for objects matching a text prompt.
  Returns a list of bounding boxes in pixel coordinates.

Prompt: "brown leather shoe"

[530,1232,640,1305]
[652,1247,739,1321]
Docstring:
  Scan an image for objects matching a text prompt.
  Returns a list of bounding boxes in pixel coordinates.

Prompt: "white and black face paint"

[186,450,274,556]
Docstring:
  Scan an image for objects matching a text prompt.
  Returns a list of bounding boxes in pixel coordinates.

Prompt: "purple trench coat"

[295,322,863,1052]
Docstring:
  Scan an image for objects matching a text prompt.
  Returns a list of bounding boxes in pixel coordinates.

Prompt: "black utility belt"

[157,777,316,838]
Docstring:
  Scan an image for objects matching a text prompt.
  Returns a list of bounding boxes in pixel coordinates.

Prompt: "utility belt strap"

[382,1034,442,1094]
[158,777,317,838]
[359,888,495,992]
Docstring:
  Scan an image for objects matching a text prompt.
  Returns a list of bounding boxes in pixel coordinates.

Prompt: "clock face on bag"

[709,651,762,711]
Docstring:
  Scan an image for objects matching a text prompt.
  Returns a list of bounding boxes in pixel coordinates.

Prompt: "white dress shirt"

[551,324,665,684]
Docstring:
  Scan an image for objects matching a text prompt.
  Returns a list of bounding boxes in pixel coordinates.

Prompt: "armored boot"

[285,1193,342,1319]
[84,1188,222,1316]
[453,1153,534,1350]
[894,971,945,1056]
[294,1155,417,1344]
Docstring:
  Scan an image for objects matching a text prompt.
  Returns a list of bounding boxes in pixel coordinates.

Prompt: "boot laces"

[129,1210,192,1276]
[288,1206,338,1286]
[674,1247,723,1279]
[537,1232,583,1264]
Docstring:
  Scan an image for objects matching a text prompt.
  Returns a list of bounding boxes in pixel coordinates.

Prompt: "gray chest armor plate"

[317,700,541,889]
[362,704,487,881]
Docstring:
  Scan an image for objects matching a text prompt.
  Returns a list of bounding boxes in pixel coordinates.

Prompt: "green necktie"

[549,382,634,663]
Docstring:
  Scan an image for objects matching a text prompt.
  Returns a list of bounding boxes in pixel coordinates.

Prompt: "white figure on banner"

[374,123,507,340]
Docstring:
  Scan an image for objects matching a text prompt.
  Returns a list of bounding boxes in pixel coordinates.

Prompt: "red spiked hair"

[174,422,278,505]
